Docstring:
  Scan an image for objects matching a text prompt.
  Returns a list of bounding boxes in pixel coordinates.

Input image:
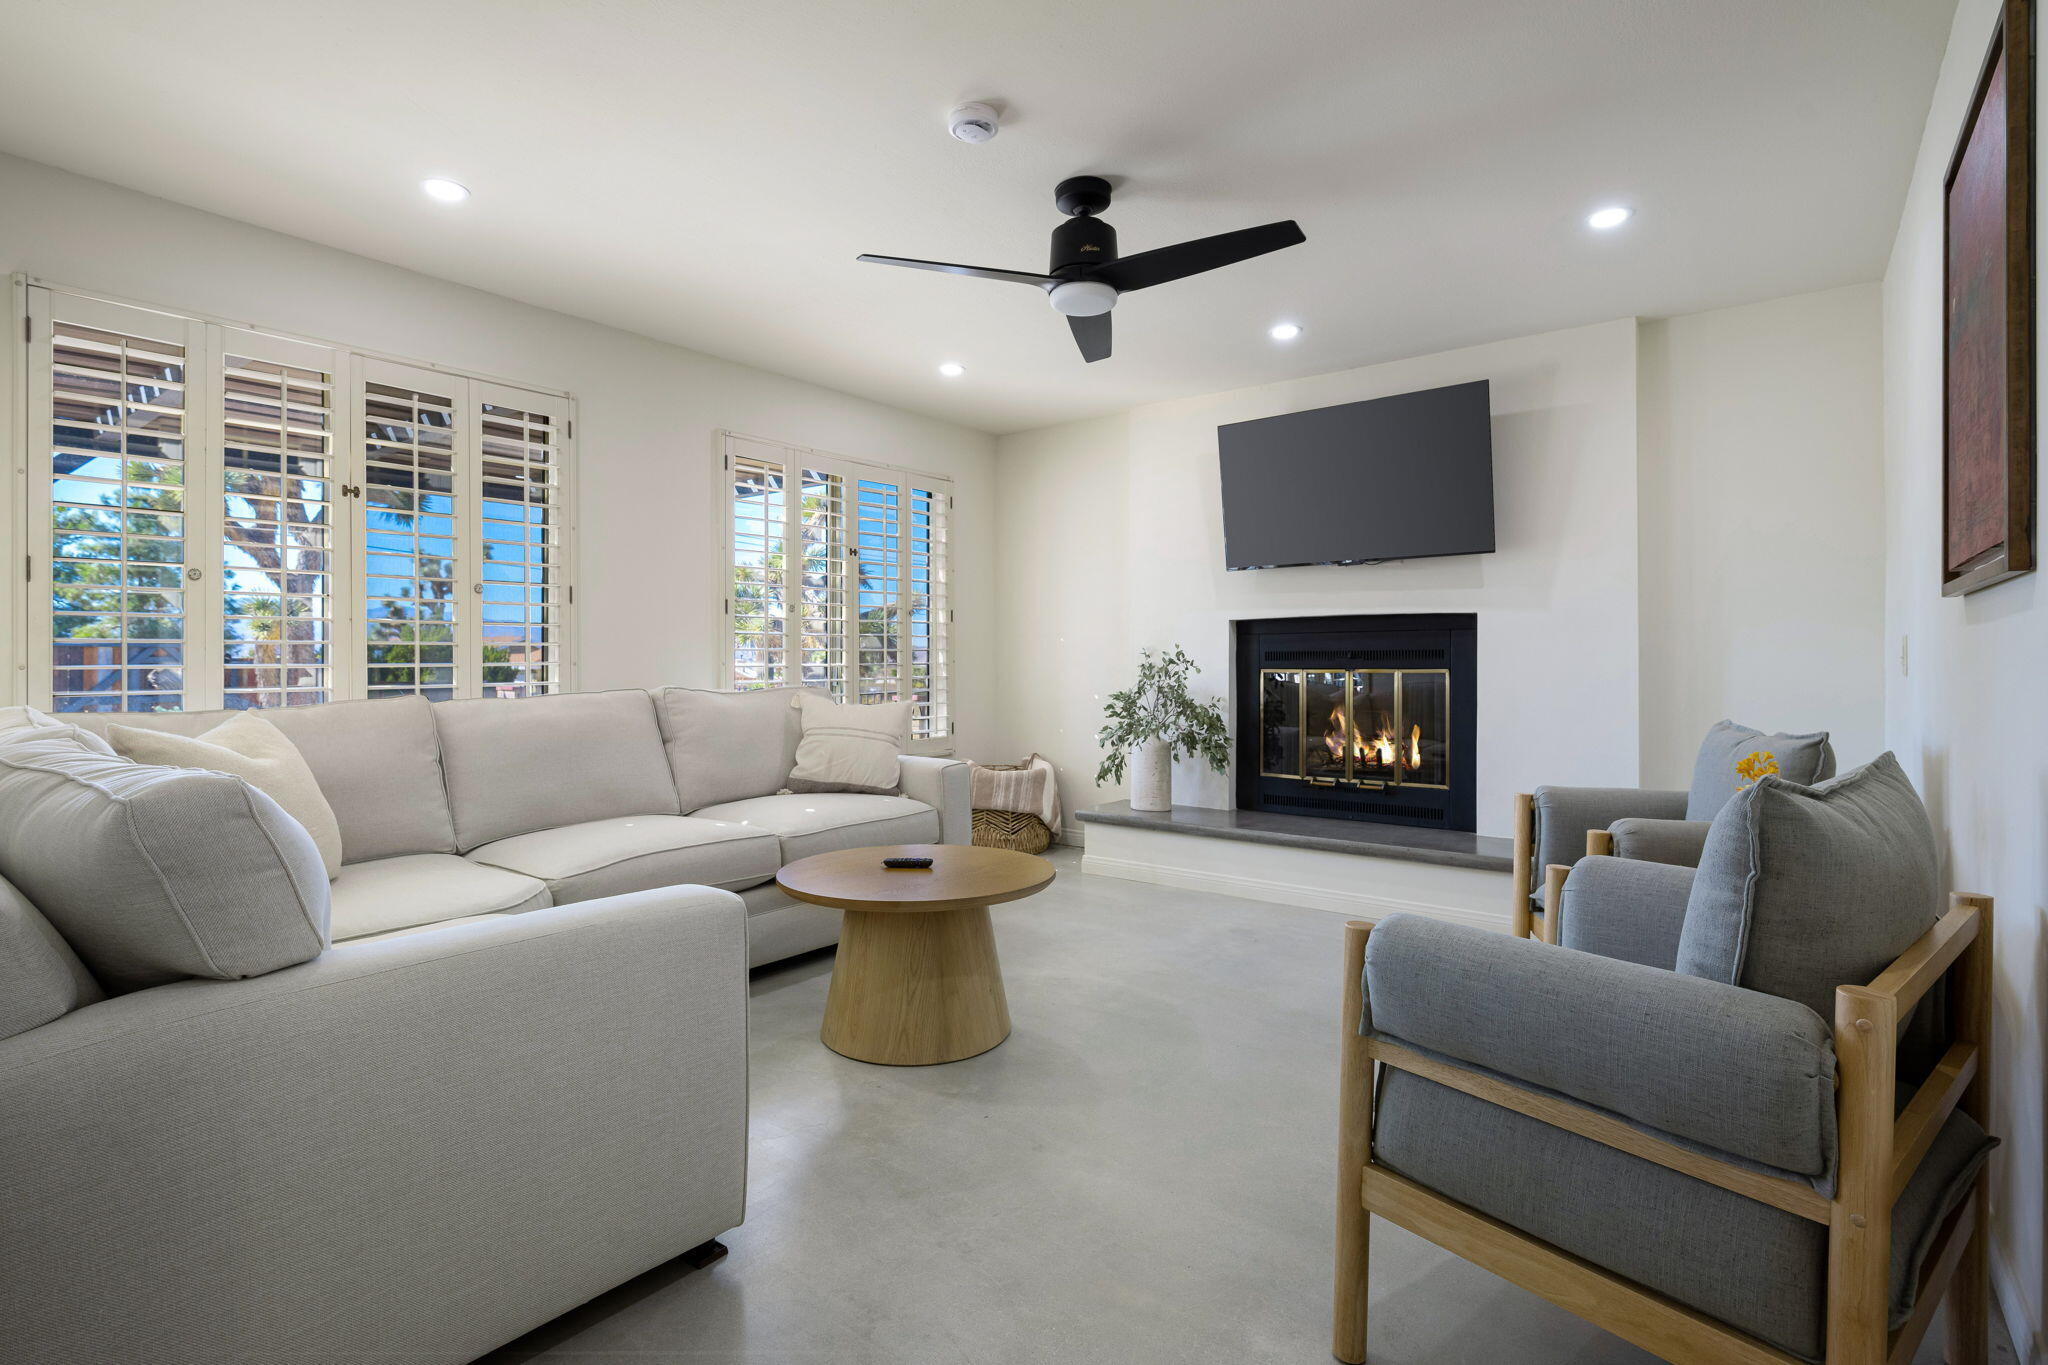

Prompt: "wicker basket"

[971,807,1054,854]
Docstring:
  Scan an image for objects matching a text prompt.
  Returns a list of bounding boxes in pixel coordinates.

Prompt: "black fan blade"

[1068,312,1111,363]
[1089,221,1305,293]
[856,254,1058,288]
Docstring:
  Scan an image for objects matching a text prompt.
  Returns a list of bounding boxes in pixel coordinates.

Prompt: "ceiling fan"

[857,176,1306,363]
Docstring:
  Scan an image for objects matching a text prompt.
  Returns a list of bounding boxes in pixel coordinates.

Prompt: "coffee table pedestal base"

[821,904,1012,1065]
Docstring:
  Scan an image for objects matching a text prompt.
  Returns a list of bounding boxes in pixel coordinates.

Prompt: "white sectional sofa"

[0,685,966,1364]
[71,684,971,967]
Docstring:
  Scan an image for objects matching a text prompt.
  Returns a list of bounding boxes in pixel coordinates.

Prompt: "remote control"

[882,856,934,869]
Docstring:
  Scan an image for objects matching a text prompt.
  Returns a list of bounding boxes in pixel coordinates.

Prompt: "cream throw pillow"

[108,712,344,878]
[787,694,909,794]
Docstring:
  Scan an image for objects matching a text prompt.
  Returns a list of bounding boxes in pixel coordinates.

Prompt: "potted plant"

[1096,646,1231,811]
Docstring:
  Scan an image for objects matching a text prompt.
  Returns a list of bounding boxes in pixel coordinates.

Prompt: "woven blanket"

[970,753,1063,831]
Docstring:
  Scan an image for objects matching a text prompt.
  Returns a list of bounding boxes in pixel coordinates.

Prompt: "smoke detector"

[947,102,1000,144]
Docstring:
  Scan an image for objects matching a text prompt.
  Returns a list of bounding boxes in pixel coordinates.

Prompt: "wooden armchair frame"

[1334,894,1994,1365]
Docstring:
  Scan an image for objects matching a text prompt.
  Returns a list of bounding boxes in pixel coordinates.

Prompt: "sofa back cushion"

[0,871,104,1040]
[1677,752,1938,1019]
[653,686,818,811]
[0,731,330,993]
[1686,720,1835,821]
[435,690,680,850]
[72,698,459,864]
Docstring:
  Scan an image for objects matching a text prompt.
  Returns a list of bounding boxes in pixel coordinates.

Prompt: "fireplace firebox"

[1233,614,1476,831]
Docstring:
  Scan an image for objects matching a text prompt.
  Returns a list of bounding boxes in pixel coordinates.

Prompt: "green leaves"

[1094,645,1231,786]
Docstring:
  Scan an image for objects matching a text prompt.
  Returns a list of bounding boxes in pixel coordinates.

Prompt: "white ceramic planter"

[1129,738,1173,811]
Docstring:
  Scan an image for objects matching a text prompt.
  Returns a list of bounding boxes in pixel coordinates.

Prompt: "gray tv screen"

[1218,379,1495,570]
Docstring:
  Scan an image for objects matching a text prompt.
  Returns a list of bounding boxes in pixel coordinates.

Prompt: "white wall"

[995,319,1646,840]
[1636,284,1888,785]
[1883,0,2046,1353]
[0,152,997,753]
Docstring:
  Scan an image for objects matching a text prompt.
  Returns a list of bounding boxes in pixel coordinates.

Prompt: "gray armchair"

[1511,720,1836,942]
[1341,754,1995,1365]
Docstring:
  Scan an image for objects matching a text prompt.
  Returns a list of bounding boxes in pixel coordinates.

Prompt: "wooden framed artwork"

[1943,0,2036,596]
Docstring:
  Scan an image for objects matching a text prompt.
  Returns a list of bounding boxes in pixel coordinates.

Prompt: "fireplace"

[1233,614,1476,831]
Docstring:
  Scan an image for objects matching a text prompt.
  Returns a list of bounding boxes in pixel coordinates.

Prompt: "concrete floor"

[485,848,2018,1364]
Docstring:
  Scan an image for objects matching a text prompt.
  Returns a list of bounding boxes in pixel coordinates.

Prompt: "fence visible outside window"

[723,433,951,745]
[23,286,574,712]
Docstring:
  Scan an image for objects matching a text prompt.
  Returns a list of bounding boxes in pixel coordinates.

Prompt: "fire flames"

[1321,708,1425,771]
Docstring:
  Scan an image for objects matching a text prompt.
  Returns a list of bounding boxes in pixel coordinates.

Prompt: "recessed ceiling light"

[1269,322,1302,341]
[421,178,471,204]
[1587,205,1632,230]
[938,362,965,378]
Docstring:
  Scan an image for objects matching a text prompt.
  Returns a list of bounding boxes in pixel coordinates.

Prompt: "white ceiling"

[0,0,1952,435]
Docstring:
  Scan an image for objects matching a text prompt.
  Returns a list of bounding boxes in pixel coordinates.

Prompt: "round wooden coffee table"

[776,843,1055,1066]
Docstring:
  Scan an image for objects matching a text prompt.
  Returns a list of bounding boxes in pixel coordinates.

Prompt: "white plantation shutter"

[722,432,952,747]
[22,284,576,712]
[31,294,202,713]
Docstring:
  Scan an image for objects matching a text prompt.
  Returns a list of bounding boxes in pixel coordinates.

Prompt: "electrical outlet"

[1900,635,1910,677]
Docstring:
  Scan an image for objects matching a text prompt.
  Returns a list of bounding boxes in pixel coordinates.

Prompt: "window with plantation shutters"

[721,433,951,748]
[21,285,576,712]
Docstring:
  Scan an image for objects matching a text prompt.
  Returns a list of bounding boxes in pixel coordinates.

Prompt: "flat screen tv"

[1218,379,1495,570]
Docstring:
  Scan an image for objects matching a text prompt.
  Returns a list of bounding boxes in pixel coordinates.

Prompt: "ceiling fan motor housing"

[1051,214,1118,274]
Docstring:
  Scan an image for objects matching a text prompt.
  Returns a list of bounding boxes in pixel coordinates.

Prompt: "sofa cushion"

[109,712,345,878]
[788,693,908,794]
[652,685,818,811]
[1678,753,1940,1019]
[1686,720,1835,821]
[265,696,458,862]
[1,705,115,755]
[0,872,104,1040]
[328,854,551,942]
[434,690,681,850]
[467,815,781,904]
[691,792,939,863]
[0,731,330,992]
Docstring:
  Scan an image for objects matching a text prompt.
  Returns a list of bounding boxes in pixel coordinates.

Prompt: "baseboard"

[1079,852,1510,933]
[1993,1245,2042,1363]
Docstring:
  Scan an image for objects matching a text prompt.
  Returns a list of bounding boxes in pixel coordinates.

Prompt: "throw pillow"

[1685,719,1835,821]
[0,705,116,756]
[787,693,909,794]
[1675,752,1939,1019]
[109,712,346,879]
[0,731,330,993]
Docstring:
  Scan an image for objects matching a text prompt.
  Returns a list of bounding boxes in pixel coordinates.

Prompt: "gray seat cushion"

[434,690,681,850]
[0,872,104,1040]
[651,686,818,812]
[328,854,551,942]
[1374,1069,1993,1363]
[690,793,939,863]
[1686,720,1835,821]
[72,697,461,864]
[466,815,782,904]
[1678,753,1940,1019]
[0,731,329,993]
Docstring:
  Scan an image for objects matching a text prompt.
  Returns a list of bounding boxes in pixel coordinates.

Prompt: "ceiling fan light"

[1049,280,1118,317]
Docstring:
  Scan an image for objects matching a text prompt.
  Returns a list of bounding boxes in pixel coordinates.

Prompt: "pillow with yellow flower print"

[1686,720,1835,821]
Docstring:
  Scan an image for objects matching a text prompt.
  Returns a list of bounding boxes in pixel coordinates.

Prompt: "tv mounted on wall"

[1217,379,1495,570]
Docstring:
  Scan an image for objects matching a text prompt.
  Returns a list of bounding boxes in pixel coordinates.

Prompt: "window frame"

[8,276,580,711]
[714,430,955,755]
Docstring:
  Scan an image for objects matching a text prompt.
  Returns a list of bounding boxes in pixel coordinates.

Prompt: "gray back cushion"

[1677,753,1938,1019]
[73,698,459,864]
[265,697,457,862]
[1686,720,1835,821]
[434,690,680,850]
[0,872,104,1040]
[653,686,820,811]
[0,732,330,994]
